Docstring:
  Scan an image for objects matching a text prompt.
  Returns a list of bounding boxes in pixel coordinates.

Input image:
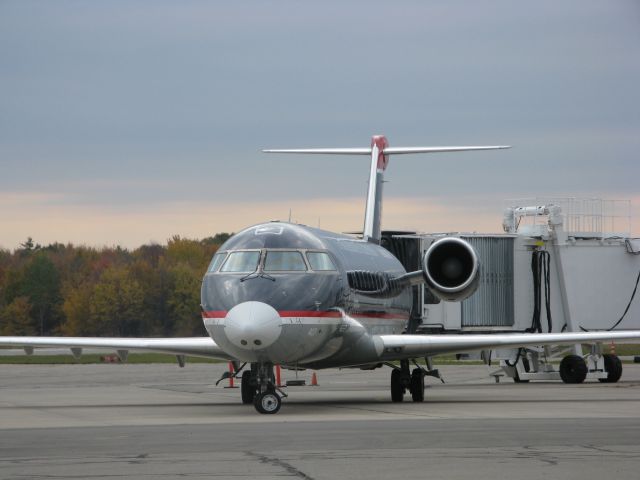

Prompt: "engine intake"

[423,237,479,301]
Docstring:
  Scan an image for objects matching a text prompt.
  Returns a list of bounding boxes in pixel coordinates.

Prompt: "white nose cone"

[225,301,282,350]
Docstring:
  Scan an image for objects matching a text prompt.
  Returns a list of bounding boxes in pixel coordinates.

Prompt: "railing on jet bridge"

[505,197,631,239]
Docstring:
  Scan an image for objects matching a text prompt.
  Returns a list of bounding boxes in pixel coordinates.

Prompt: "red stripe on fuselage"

[202,310,408,320]
[351,312,409,320]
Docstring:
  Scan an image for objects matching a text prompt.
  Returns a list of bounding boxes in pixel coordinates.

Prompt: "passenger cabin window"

[220,251,260,272]
[207,253,227,273]
[264,251,307,271]
[306,252,336,271]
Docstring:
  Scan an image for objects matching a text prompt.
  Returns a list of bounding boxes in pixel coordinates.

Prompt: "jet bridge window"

[220,251,261,273]
[306,252,336,271]
[264,251,307,271]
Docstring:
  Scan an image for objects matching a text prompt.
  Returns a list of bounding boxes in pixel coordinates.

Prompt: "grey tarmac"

[1,363,639,479]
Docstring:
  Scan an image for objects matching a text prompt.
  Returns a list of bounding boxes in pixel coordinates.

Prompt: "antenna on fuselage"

[263,136,510,243]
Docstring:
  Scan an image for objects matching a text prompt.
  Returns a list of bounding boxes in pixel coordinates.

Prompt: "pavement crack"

[580,444,616,454]
[247,451,314,479]
[128,453,150,464]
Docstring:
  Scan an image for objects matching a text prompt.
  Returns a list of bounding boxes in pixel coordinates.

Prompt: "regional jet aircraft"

[2,135,640,414]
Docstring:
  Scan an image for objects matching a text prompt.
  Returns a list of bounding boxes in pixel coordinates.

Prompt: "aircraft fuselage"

[201,222,411,368]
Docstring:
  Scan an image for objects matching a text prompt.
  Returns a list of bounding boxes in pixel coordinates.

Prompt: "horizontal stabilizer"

[263,146,510,155]
[383,146,511,154]
[262,148,371,155]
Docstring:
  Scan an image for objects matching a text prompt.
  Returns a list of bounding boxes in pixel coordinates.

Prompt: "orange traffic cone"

[311,372,318,386]
[224,361,238,389]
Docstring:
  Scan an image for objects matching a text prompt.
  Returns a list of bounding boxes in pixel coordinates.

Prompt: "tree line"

[0,234,232,337]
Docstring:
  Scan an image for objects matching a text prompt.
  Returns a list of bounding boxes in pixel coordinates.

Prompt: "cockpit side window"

[220,251,261,273]
[306,252,337,271]
[207,252,227,273]
[264,251,307,272]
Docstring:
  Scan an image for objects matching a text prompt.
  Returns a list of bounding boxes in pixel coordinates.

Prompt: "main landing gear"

[389,359,441,403]
[240,363,286,414]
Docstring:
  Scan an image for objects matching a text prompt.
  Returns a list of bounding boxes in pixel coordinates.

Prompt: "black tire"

[599,354,623,383]
[241,370,256,404]
[410,368,425,402]
[559,355,588,384]
[254,391,281,414]
[390,368,404,402]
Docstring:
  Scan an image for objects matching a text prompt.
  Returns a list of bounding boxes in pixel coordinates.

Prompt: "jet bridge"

[382,198,640,383]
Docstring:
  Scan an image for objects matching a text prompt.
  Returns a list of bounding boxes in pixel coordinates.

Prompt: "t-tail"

[263,135,510,243]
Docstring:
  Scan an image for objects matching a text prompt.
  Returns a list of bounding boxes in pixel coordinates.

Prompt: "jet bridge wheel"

[598,354,623,383]
[254,391,281,414]
[410,368,425,402]
[241,370,256,404]
[390,368,404,402]
[559,355,588,384]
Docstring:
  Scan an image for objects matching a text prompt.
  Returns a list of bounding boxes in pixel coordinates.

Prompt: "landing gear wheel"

[241,370,256,404]
[254,391,281,414]
[410,368,425,402]
[599,354,622,383]
[390,368,404,402]
[559,355,587,384]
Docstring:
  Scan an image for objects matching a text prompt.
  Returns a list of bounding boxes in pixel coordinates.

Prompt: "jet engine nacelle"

[422,237,479,302]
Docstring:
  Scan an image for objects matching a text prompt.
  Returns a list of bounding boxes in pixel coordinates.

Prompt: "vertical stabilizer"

[263,137,510,242]
[363,135,389,243]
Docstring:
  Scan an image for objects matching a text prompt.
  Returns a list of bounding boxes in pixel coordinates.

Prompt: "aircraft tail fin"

[263,136,510,243]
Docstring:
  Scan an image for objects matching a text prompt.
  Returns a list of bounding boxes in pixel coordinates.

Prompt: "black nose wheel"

[254,391,281,414]
[241,370,257,404]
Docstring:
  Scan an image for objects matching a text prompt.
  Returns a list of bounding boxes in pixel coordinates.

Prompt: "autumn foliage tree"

[0,234,232,337]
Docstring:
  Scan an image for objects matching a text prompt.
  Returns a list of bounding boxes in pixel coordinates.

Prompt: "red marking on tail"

[371,135,389,171]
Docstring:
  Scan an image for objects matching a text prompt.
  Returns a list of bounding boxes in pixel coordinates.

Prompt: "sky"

[1,0,639,249]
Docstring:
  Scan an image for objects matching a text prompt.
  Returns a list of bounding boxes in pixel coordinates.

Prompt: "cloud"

[1,1,638,249]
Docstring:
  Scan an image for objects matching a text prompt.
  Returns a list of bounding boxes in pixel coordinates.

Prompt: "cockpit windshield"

[210,249,337,274]
[264,251,307,271]
[306,252,336,271]
[220,251,261,273]
[207,253,227,272]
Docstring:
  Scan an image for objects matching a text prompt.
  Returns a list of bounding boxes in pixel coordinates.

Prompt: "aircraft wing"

[0,336,233,360]
[378,331,640,360]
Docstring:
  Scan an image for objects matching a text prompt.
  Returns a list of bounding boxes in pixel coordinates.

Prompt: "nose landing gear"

[254,391,281,414]
[242,362,286,414]
[241,369,256,404]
